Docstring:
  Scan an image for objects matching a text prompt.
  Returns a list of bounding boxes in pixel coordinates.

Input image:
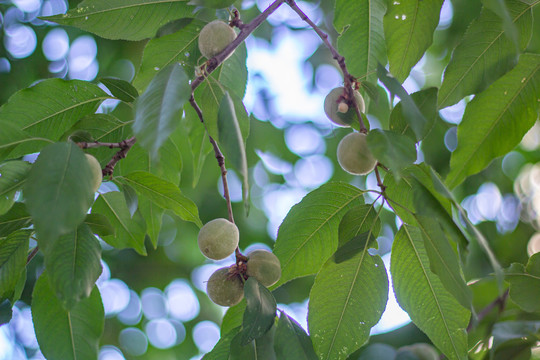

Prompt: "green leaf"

[308,240,388,360]
[438,0,535,109]
[389,87,438,142]
[0,161,31,215]
[414,215,472,310]
[187,0,235,8]
[84,213,115,238]
[338,203,381,247]
[221,300,246,336]
[0,230,30,300]
[0,121,47,161]
[273,182,365,287]
[0,299,12,325]
[377,64,429,140]
[24,142,95,245]
[334,0,387,82]
[0,79,108,157]
[133,63,191,159]
[391,226,470,360]
[230,325,276,360]
[43,223,102,309]
[274,312,317,360]
[100,77,139,102]
[32,272,104,360]
[180,110,213,187]
[134,18,204,92]
[491,321,540,357]
[202,327,241,360]
[41,0,195,41]
[241,277,277,345]
[366,129,417,178]
[218,92,250,214]
[116,171,201,227]
[138,197,164,249]
[506,253,540,312]
[446,53,540,189]
[92,191,147,255]
[384,0,443,82]
[0,203,32,238]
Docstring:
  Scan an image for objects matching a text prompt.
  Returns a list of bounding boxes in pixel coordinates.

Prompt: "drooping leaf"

[0,161,31,215]
[202,327,241,360]
[0,203,32,238]
[308,238,388,360]
[133,63,191,159]
[391,225,470,360]
[438,0,534,108]
[116,171,201,227]
[274,312,317,360]
[505,253,540,312]
[240,277,277,345]
[100,77,139,102]
[446,53,540,189]
[138,197,164,249]
[43,223,102,310]
[230,325,276,360]
[41,0,195,41]
[377,64,429,140]
[414,215,472,310]
[24,142,96,246]
[390,87,438,141]
[92,191,147,255]
[84,213,115,238]
[0,230,30,300]
[366,129,417,178]
[0,79,108,157]
[218,92,249,214]
[273,182,365,287]
[134,18,204,92]
[334,0,387,82]
[384,0,443,82]
[32,272,104,360]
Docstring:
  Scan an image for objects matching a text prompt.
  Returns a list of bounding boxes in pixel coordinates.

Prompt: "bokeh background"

[1,0,540,359]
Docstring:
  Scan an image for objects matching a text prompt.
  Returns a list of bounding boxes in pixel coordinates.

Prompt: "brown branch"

[190,0,286,91]
[102,136,137,176]
[285,0,367,133]
[374,165,386,193]
[467,289,510,332]
[27,246,39,265]
[77,141,133,150]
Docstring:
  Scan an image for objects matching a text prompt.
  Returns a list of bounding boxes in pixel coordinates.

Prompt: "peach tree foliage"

[0,0,539,359]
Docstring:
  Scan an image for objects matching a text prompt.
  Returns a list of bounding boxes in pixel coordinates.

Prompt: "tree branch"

[467,289,510,332]
[102,136,137,176]
[27,246,39,265]
[285,0,367,133]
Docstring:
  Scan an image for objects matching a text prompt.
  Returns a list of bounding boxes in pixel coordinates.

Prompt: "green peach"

[198,20,237,59]
[246,250,281,287]
[206,267,244,306]
[85,154,102,193]
[336,132,377,175]
[323,87,365,126]
[198,218,239,260]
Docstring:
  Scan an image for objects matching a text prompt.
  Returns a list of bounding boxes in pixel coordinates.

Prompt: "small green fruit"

[85,154,102,193]
[336,132,377,175]
[198,20,237,59]
[397,343,439,360]
[198,218,239,260]
[323,87,365,126]
[246,250,281,287]
[206,267,244,306]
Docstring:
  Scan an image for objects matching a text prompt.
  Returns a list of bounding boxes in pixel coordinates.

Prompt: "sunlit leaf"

[32,272,104,360]
[446,53,540,189]
[384,0,443,82]
[438,0,534,108]
[506,253,540,312]
[42,0,195,41]
[334,0,387,82]
[391,225,470,360]
[273,182,365,287]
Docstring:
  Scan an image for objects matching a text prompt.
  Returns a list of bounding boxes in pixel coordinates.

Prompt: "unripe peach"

[198,20,237,59]
[336,132,377,175]
[85,154,102,193]
[198,218,239,260]
[206,267,244,306]
[246,250,281,287]
[324,87,365,126]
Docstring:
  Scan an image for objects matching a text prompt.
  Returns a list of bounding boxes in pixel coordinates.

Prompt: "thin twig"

[102,136,137,176]
[27,246,39,265]
[77,141,133,150]
[285,0,367,133]
[189,96,235,224]
[467,289,510,332]
[191,0,286,91]
[374,165,386,193]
